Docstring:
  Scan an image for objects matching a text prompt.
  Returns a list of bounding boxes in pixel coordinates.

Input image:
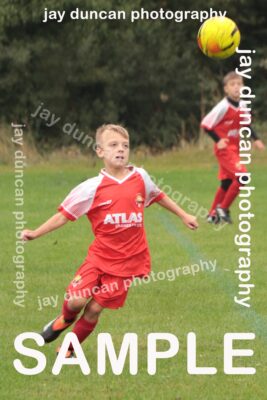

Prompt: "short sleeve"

[58,175,103,221]
[201,98,228,130]
[136,168,165,207]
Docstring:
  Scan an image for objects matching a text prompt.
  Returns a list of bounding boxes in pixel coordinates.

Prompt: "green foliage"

[0,0,266,149]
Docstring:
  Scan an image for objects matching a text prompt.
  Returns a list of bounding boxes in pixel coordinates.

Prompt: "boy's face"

[224,78,243,101]
[96,130,130,169]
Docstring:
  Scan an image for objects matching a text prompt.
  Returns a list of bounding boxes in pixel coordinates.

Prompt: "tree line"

[0,0,266,150]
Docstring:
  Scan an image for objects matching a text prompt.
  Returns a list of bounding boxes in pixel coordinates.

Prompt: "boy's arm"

[201,100,229,149]
[157,195,198,230]
[22,212,69,241]
[204,128,229,149]
[205,128,220,143]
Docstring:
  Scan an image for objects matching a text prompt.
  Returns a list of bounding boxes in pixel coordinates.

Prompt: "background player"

[22,124,198,357]
[201,71,265,223]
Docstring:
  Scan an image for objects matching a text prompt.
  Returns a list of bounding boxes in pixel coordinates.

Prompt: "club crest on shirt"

[135,193,144,208]
[72,275,82,287]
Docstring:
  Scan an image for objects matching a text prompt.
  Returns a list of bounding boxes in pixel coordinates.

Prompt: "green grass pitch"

[1,150,267,399]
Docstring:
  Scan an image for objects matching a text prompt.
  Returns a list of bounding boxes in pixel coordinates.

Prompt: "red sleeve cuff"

[58,205,76,221]
[146,192,165,207]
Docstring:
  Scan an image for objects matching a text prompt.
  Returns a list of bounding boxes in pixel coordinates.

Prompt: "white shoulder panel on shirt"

[61,173,104,219]
[135,167,161,207]
[201,98,229,129]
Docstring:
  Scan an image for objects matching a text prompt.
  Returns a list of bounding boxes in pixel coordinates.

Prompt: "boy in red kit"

[201,72,264,224]
[22,124,198,357]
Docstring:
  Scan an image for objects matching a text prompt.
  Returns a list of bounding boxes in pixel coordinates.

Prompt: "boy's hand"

[158,197,199,229]
[22,229,37,241]
[217,138,229,149]
[254,139,265,150]
[181,214,199,230]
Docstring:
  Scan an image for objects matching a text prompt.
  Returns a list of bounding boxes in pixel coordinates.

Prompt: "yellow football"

[197,16,241,59]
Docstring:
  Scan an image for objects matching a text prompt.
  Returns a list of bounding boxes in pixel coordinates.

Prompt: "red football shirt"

[201,97,247,152]
[58,166,165,277]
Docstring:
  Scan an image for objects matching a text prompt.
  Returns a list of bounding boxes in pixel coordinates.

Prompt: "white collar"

[100,166,135,184]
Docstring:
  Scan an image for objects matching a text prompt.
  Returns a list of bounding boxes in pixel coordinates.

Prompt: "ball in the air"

[197,16,241,59]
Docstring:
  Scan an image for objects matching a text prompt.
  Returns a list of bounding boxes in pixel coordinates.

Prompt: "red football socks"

[209,187,226,214]
[62,299,80,322]
[70,317,98,347]
[220,180,240,209]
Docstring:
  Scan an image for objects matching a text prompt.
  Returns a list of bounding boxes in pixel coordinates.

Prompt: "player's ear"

[95,144,104,158]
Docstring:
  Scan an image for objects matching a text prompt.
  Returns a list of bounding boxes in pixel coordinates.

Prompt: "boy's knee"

[68,297,88,311]
[84,300,103,320]
[86,300,103,314]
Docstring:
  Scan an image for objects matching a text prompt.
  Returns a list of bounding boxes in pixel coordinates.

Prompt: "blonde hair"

[95,124,129,147]
[223,71,243,86]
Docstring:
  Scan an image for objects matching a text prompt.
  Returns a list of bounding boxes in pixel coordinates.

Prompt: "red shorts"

[215,148,247,180]
[65,259,133,309]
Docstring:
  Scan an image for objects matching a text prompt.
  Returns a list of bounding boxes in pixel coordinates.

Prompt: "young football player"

[201,71,264,223]
[22,124,198,357]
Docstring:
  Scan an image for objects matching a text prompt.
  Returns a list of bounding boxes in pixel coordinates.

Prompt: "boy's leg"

[209,179,232,214]
[215,150,247,221]
[41,297,87,343]
[41,259,100,343]
[209,187,225,215]
[69,299,103,349]
[216,179,240,223]
[62,297,87,320]
[67,274,131,350]
[208,179,232,223]
[219,179,240,209]
[56,274,131,355]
